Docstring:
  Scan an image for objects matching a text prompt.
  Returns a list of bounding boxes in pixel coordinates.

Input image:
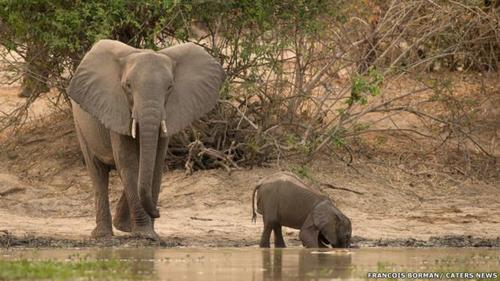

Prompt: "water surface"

[1,247,499,280]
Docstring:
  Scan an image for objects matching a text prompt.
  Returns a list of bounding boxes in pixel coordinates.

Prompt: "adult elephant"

[68,39,225,239]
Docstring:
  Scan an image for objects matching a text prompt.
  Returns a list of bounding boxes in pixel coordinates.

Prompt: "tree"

[0,1,181,97]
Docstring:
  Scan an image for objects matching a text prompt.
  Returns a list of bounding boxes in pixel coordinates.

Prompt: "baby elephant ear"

[159,43,225,136]
[68,40,137,135]
[312,200,331,229]
[299,213,320,248]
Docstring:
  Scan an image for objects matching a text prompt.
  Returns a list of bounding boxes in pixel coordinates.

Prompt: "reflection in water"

[95,248,156,278]
[1,247,499,281]
[299,251,352,280]
[262,249,283,280]
[262,249,352,281]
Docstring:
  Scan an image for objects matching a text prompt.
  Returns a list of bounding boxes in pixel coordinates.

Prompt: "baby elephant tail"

[251,183,261,223]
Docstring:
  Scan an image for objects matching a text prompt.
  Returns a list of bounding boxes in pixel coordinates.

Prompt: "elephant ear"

[312,200,331,229]
[68,39,138,135]
[159,43,225,136]
[299,212,320,248]
[300,200,333,247]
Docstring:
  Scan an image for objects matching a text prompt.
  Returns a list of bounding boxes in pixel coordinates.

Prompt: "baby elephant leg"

[259,222,273,248]
[260,219,286,248]
[273,224,286,248]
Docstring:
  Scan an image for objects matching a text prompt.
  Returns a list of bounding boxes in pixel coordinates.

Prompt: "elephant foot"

[131,229,161,241]
[113,218,132,233]
[91,227,113,239]
[259,242,271,248]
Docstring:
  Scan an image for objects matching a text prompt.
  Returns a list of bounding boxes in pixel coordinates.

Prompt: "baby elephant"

[252,172,351,248]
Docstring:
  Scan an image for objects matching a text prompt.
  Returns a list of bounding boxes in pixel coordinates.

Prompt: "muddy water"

[1,248,499,280]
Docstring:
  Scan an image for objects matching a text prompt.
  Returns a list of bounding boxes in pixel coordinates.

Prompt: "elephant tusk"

[131,118,137,139]
[161,120,168,135]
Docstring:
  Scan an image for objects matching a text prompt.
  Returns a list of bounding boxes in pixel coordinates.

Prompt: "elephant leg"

[110,133,158,240]
[113,192,131,232]
[259,222,273,248]
[73,116,113,238]
[260,198,280,248]
[273,225,286,248]
[81,149,112,238]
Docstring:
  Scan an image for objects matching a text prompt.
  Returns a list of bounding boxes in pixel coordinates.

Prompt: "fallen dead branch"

[0,187,25,197]
[190,217,213,221]
[320,183,364,195]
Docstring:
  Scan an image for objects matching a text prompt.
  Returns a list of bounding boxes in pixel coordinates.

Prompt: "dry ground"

[1,153,499,247]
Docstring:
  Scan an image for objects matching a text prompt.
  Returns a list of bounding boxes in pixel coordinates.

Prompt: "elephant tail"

[251,183,261,223]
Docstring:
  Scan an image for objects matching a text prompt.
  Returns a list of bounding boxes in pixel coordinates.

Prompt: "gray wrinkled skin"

[69,40,225,240]
[252,172,351,248]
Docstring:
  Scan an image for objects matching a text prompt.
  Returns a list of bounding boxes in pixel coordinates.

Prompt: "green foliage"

[353,123,370,132]
[0,258,147,280]
[291,164,314,181]
[1,1,109,57]
[0,1,181,76]
[291,164,326,187]
[286,134,300,147]
[0,0,337,87]
[3,0,493,170]
[348,68,384,106]
[330,135,346,148]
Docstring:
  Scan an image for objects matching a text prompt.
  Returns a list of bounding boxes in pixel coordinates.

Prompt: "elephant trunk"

[321,227,339,248]
[337,215,352,248]
[138,104,162,219]
[322,216,351,248]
